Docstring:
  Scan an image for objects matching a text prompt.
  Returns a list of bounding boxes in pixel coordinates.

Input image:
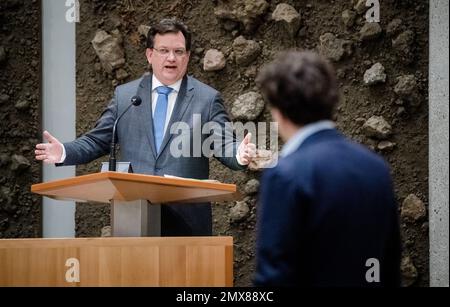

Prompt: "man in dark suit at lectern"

[35,19,256,236]
[254,51,401,287]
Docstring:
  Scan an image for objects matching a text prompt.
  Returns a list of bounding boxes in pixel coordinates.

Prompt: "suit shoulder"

[261,160,310,200]
[344,139,392,171]
[115,76,144,93]
[300,135,392,176]
[188,75,220,97]
[265,155,308,184]
[112,76,147,108]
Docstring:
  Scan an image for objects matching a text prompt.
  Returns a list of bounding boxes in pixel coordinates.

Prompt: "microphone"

[108,95,142,171]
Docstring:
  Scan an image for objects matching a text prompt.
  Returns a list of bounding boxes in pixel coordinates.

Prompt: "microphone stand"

[108,96,142,171]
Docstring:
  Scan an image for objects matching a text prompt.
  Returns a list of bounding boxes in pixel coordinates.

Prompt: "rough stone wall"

[74,0,429,286]
[0,0,42,239]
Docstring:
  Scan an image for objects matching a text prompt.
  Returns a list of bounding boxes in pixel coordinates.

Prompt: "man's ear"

[145,48,153,65]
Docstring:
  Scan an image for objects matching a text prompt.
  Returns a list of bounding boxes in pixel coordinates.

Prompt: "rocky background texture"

[0,0,41,239]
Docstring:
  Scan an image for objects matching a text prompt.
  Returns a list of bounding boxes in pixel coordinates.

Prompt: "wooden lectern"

[0,172,239,286]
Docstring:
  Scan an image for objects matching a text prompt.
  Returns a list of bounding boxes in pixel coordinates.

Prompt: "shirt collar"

[280,120,336,157]
[152,75,182,93]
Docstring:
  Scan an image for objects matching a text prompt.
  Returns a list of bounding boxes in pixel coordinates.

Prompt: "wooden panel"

[0,237,233,287]
[159,246,187,286]
[31,172,240,204]
[80,246,99,286]
[120,246,160,286]
[187,246,223,286]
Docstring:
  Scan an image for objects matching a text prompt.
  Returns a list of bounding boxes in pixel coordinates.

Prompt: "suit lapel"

[157,75,195,158]
[136,74,157,159]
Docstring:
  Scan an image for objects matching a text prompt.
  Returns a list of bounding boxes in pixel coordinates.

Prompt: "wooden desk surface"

[31,172,240,204]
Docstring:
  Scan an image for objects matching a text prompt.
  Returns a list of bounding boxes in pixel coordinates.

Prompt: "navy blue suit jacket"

[254,129,401,287]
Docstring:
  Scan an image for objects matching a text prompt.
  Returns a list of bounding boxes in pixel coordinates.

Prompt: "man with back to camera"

[254,51,401,287]
[34,19,256,236]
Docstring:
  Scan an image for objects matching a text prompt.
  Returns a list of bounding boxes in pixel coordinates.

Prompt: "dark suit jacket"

[254,129,401,287]
[61,73,245,236]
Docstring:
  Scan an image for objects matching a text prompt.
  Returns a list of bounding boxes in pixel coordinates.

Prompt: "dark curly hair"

[257,51,339,126]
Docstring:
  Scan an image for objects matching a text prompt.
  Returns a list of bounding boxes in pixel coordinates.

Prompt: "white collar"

[152,75,182,93]
[280,120,336,157]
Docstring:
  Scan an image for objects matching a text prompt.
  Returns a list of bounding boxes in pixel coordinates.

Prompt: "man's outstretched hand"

[35,131,63,164]
[237,133,256,165]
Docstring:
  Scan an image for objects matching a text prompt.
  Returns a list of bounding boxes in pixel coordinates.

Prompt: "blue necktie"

[153,86,173,153]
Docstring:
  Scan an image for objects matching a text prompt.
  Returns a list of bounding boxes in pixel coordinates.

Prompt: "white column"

[429,0,449,287]
[41,0,76,237]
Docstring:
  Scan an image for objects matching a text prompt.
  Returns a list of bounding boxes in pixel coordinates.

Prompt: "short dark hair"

[146,19,192,51]
[256,51,339,126]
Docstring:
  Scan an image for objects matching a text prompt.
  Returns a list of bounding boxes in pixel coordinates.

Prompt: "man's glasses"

[153,48,187,57]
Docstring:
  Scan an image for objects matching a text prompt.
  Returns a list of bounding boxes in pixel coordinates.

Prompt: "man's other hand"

[35,131,63,164]
[237,133,256,165]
